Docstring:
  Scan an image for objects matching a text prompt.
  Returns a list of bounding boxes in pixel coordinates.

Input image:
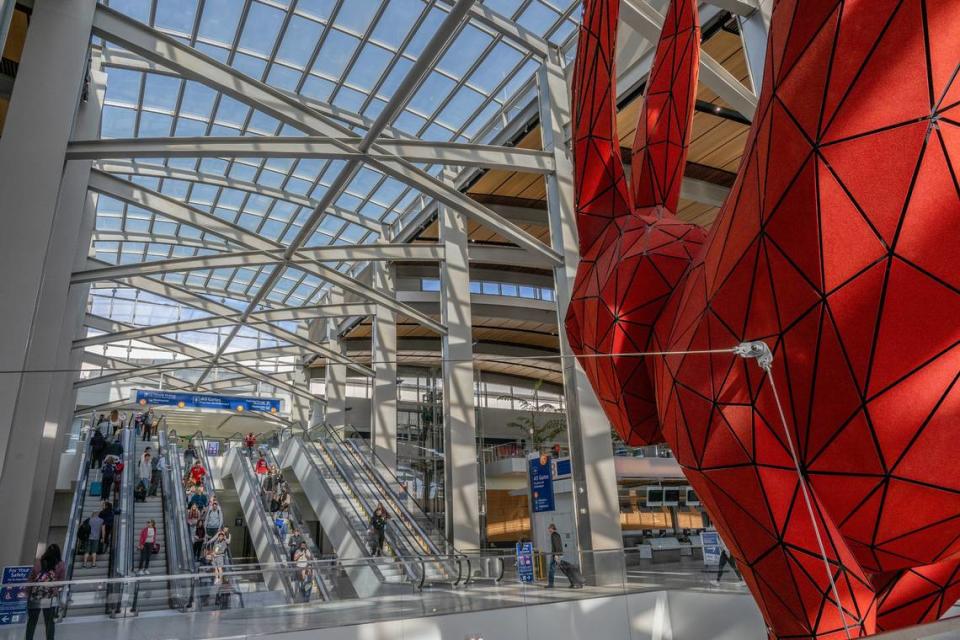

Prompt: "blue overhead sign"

[528,456,555,513]
[0,566,31,625]
[134,390,281,414]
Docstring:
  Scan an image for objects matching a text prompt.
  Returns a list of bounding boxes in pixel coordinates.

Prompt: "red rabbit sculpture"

[566,0,706,446]
[568,0,960,638]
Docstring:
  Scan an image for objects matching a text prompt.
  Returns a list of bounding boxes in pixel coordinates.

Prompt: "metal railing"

[58,416,94,619]
[282,437,398,586]
[157,424,193,611]
[109,426,135,616]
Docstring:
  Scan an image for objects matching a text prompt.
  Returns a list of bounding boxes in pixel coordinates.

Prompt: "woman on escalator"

[137,519,158,575]
[369,504,390,556]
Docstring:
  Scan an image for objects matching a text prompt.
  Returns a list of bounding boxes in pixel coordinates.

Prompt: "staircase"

[130,435,169,612]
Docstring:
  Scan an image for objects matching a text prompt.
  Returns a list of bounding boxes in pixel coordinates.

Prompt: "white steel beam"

[87,173,445,335]
[91,5,350,139]
[91,3,556,267]
[69,137,555,174]
[75,303,375,348]
[72,245,443,283]
[539,54,625,584]
[88,169,277,250]
[93,161,382,234]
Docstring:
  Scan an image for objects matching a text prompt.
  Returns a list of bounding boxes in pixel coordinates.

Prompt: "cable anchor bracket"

[733,341,773,371]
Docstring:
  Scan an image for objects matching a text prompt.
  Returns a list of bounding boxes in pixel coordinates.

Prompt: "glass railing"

[59,423,94,618]
[21,548,769,634]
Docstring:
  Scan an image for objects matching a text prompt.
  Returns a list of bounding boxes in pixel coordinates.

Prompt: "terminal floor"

[1,559,745,640]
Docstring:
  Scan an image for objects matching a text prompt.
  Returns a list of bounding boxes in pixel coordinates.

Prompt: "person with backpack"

[254,453,269,479]
[111,458,124,504]
[89,430,106,470]
[204,497,224,539]
[99,501,115,551]
[26,544,65,640]
[79,510,104,568]
[100,457,117,504]
[141,409,154,441]
[183,442,197,470]
[137,519,158,575]
[149,449,166,497]
[188,485,208,512]
[188,460,207,489]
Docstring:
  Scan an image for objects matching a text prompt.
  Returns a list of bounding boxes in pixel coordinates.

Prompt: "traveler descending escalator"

[368,505,390,557]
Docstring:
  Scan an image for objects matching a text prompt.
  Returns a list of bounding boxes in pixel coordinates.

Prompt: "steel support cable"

[735,341,853,640]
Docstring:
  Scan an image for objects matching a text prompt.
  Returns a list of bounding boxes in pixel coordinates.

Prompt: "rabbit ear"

[571,0,633,255]
[630,0,700,214]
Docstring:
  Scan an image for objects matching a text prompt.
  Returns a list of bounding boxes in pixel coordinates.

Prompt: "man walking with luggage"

[547,523,564,588]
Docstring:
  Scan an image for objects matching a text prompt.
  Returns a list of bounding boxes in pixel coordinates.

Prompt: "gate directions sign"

[134,389,281,414]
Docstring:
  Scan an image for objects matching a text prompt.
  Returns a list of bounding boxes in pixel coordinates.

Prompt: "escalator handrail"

[261,447,332,601]
[301,438,422,584]
[110,426,136,614]
[158,425,192,610]
[327,422,439,533]
[164,433,196,574]
[58,418,95,619]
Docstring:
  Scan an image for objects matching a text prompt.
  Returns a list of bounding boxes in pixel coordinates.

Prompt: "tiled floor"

[0,558,747,640]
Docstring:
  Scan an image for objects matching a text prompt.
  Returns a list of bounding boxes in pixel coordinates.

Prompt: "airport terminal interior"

[0,0,957,639]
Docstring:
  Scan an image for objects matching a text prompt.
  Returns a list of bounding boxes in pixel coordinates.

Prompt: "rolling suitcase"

[558,560,585,588]
[89,481,102,497]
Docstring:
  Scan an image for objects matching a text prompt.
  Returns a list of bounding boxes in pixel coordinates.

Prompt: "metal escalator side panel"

[157,427,192,610]
[59,424,95,619]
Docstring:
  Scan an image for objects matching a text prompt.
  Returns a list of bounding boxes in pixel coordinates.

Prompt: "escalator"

[60,424,135,618]
[126,432,170,612]
[221,443,296,603]
[279,432,459,597]
[259,445,345,601]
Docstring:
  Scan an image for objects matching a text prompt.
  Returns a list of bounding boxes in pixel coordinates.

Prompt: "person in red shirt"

[188,460,206,488]
[254,453,269,477]
[243,432,256,458]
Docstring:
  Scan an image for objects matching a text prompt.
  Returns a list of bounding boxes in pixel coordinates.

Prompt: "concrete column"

[0,0,98,565]
[439,172,481,550]
[322,290,349,432]
[539,54,625,584]
[35,59,106,541]
[370,263,398,469]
